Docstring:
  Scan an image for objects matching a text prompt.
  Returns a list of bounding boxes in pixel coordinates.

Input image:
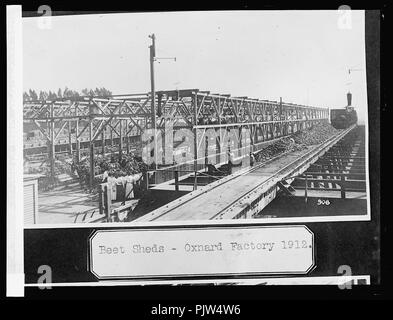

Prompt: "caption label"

[89,226,315,279]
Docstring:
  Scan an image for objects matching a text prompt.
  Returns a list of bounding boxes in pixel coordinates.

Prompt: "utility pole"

[149,34,158,171]
[346,67,363,108]
[149,34,156,131]
[346,67,363,89]
[148,34,176,172]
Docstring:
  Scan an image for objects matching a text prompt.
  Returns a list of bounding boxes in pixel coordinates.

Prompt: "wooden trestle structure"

[23,89,329,189]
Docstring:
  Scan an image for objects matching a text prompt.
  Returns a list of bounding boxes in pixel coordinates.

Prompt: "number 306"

[317,199,330,206]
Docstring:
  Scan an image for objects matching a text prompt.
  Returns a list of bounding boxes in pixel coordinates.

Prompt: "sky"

[23,10,368,123]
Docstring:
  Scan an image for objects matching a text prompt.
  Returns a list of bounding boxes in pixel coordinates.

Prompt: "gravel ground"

[254,122,340,163]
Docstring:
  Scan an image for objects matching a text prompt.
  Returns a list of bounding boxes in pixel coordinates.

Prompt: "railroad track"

[134,125,356,222]
[212,125,356,220]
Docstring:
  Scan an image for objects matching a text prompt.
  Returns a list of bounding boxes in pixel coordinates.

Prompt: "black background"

[1,0,387,303]
[24,221,379,284]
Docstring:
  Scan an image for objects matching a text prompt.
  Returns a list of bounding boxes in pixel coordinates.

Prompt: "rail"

[136,143,305,222]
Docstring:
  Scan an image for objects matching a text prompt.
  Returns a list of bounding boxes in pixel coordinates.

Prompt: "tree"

[28,89,38,101]
[47,90,57,100]
[24,87,112,101]
[39,91,48,100]
[82,87,112,98]
[81,88,90,96]
[23,92,30,101]
[63,87,70,97]
[99,87,112,98]
[69,90,80,100]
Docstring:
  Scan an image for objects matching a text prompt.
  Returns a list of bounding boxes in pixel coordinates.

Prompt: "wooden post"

[250,125,255,154]
[101,128,105,155]
[126,120,130,154]
[89,104,94,190]
[123,181,127,204]
[46,119,50,156]
[144,171,149,190]
[76,120,80,164]
[193,92,198,190]
[50,104,55,182]
[119,119,123,160]
[174,170,179,192]
[68,121,72,155]
[341,175,346,199]
[216,128,221,165]
[205,136,208,171]
[104,183,112,222]
[89,140,94,190]
[98,184,104,216]
[279,97,283,122]
[110,123,113,150]
[305,175,308,203]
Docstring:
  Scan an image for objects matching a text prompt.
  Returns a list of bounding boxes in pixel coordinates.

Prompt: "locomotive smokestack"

[347,92,352,107]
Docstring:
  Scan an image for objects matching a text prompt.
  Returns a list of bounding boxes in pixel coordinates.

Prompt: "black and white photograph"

[21,10,370,226]
[6,6,381,298]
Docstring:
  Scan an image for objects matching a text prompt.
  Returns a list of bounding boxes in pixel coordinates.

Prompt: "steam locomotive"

[330,92,358,129]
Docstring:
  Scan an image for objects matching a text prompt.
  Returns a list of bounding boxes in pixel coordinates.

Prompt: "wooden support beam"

[119,119,123,160]
[32,120,50,141]
[54,120,71,141]
[89,140,94,189]
[68,121,72,155]
[110,122,113,149]
[108,120,121,137]
[50,104,55,181]
[126,119,130,154]
[76,120,80,163]
[104,183,112,222]
[98,184,104,216]
[76,121,90,139]
[144,171,149,190]
[89,105,94,190]
[193,92,198,191]
[341,175,346,199]
[175,170,179,192]
[101,129,105,155]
